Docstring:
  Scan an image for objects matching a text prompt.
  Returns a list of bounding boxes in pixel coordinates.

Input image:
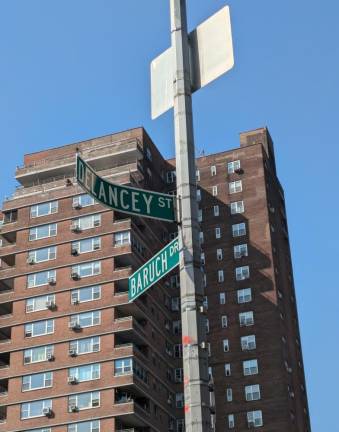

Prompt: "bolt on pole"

[170,0,211,430]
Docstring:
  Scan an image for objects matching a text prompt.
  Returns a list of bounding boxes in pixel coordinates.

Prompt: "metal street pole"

[170,1,210,431]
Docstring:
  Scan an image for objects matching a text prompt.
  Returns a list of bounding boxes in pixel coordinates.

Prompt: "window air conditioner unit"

[26,304,34,312]
[48,277,56,285]
[47,353,55,361]
[71,223,82,232]
[71,298,79,305]
[27,257,35,265]
[69,349,77,357]
[69,321,81,331]
[46,300,56,310]
[24,356,31,363]
[234,168,243,174]
[68,376,78,384]
[73,202,82,209]
[200,341,207,349]
[43,407,53,417]
[25,330,32,337]
[93,243,100,250]
[71,272,80,280]
[71,248,79,256]
[70,404,79,412]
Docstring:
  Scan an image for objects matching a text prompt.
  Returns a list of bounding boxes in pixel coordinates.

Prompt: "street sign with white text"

[76,155,176,222]
[128,237,179,302]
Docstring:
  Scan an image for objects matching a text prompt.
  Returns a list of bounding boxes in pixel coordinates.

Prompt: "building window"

[114,358,133,376]
[234,243,248,258]
[22,372,53,391]
[175,368,183,383]
[245,384,261,401]
[24,345,54,364]
[69,336,100,355]
[229,180,242,194]
[199,231,204,244]
[216,248,223,261]
[25,320,54,338]
[177,419,185,432]
[68,391,100,412]
[243,359,258,376]
[212,186,218,196]
[114,230,131,246]
[171,297,180,311]
[200,253,205,266]
[70,311,101,328]
[69,364,100,383]
[239,311,254,327]
[28,246,56,264]
[26,295,55,313]
[176,393,184,408]
[211,165,216,176]
[71,286,101,304]
[223,339,230,352]
[235,265,250,281]
[213,205,219,216]
[174,344,183,358]
[71,261,101,278]
[21,399,52,419]
[29,223,57,241]
[30,201,58,218]
[27,270,56,288]
[215,227,221,239]
[227,160,241,174]
[197,189,201,201]
[221,315,228,328]
[73,194,94,208]
[247,410,263,428]
[145,147,152,161]
[218,270,224,283]
[173,320,182,335]
[230,201,244,215]
[232,222,246,237]
[220,292,226,304]
[226,388,233,402]
[241,335,256,351]
[198,209,203,222]
[203,296,208,309]
[72,237,101,254]
[73,214,101,231]
[237,288,252,304]
[68,420,100,432]
[196,170,200,181]
[225,363,231,376]
[228,414,235,428]
[166,170,176,184]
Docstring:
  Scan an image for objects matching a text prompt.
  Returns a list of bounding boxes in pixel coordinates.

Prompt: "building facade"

[0,127,310,432]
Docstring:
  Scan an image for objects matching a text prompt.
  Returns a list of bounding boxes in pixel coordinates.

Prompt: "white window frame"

[21,399,52,419]
[114,357,133,376]
[224,363,231,376]
[211,165,216,176]
[229,180,242,194]
[71,285,101,304]
[25,320,54,338]
[198,208,203,222]
[26,294,55,313]
[232,222,246,237]
[30,201,58,218]
[228,413,235,428]
[28,246,56,263]
[69,364,100,382]
[196,170,200,181]
[223,339,229,352]
[73,194,95,208]
[245,384,261,401]
[24,345,54,364]
[243,359,258,376]
[217,248,223,260]
[230,201,244,215]
[218,270,224,283]
[166,170,176,184]
[27,270,56,288]
[227,160,241,174]
[241,335,256,351]
[22,371,53,392]
[68,420,100,432]
[219,292,226,304]
[235,265,250,281]
[234,243,248,259]
[212,185,218,196]
[213,205,219,216]
[114,230,131,246]
[247,410,263,428]
[237,288,252,304]
[72,237,101,254]
[70,336,100,355]
[75,214,101,230]
[226,387,233,402]
[221,315,228,328]
[72,261,101,278]
[68,391,100,411]
[196,189,201,202]
[29,223,57,241]
[215,227,221,239]
[239,311,254,327]
[70,311,101,328]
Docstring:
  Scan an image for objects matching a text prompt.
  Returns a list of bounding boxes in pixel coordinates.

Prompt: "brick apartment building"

[0,127,311,432]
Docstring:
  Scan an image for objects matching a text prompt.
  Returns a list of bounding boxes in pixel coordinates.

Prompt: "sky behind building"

[0,1,338,430]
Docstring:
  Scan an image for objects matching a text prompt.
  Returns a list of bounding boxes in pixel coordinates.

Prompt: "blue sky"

[0,1,338,429]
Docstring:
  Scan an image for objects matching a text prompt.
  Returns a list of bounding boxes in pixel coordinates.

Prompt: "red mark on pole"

[184,404,190,413]
[182,335,193,345]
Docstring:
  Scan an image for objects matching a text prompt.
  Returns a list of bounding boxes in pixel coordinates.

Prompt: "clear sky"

[0,1,338,429]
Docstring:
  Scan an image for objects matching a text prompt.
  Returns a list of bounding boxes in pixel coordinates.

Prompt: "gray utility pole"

[170,1,211,431]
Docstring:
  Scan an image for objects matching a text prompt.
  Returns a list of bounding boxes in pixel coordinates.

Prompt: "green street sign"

[128,237,179,302]
[76,155,176,222]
